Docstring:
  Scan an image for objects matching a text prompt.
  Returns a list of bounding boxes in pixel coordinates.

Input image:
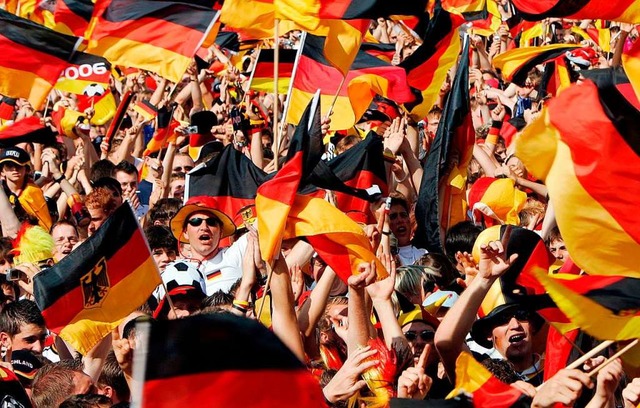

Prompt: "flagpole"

[277,31,307,157]
[565,340,614,370]
[586,339,639,377]
[256,261,275,321]
[273,19,280,170]
[326,75,346,118]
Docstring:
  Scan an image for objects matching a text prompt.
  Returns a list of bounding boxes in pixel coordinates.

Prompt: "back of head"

[85,187,118,214]
[89,160,116,182]
[97,351,130,403]
[32,362,78,408]
[417,253,462,293]
[59,394,112,408]
[144,225,177,252]
[444,221,482,264]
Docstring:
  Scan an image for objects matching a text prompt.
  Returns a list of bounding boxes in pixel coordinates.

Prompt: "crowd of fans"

[0,4,639,407]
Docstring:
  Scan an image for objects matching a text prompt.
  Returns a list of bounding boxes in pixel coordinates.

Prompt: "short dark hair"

[89,160,116,182]
[0,236,14,262]
[389,193,410,213]
[97,351,130,402]
[145,226,177,252]
[417,253,462,293]
[146,198,182,225]
[444,221,482,265]
[0,299,45,336]
[202,290,234,309]
[114,160,138,178]
[59,394,112,408]
[545,226,563,246]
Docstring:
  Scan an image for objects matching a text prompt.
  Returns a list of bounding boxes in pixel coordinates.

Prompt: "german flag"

[0,9,81,109]
[0,116,56,147]
[511,0,640,24]
[413,35,472,253]
[142,107,179,157]
[447,352,531,407]
[535,270,640,341]
[186,144,267,226]
[133,99,158,122]
[220,0,280,39]
[249,48,297,94]
[361,42,396,62]
[463,0,501,37]
[76,89,117,126]
[400,4,462,120]
[318,132,388,224]
[275,0,429,27]
[54,0,94,37]
[287,34,413,130]
[86,0,219,83]
[54,51,112,96]
[0,97,16,122]
[134,313,326,407]
[257,91,323,262]
[492,44,580,87]
[467,177,527,227]
[33,204,161,355]
[515,68,640,279]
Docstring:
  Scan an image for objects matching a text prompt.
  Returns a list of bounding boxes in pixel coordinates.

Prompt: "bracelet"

[54,174,66,183]
[233,299,250,307]
[232,304,248,314]
[381,230,391,236]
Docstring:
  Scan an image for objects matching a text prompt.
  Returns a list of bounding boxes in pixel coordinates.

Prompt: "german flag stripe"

[492,44,580,86]
[360,42,396,61]
[622,40,640,104]
[35,204,139,311]
[553,275,640,313]
[101,0,214,32]
[86,36,194,83]
[250,77,291,94]
[0,9,79,61]
[133,100,158,121]
[58,255,159,354]
[511,0,639,23]
[143,314,304,378]
[58,0,94,22]
[0,67,53,109]
[302,34,389,72]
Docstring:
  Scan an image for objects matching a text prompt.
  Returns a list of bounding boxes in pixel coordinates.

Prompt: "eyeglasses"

[173,166,194,173]
[493,309,532,327]
[187,217,218,227]
[405,330,435,342]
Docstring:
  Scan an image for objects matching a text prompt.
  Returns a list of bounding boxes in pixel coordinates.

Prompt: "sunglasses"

[174,166,194,173]
[404,330,435,342]
[187,217,218,227]
[493,309,532,327]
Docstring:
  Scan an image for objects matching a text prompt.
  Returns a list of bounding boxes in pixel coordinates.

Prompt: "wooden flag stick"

[256,260,275,322]
[273,18,281,170]
[326,75,347,118]
[565,340,614,370]
[587,339,639,377]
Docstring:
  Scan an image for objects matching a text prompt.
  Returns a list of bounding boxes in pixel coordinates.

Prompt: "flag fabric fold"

[510,0,640,24]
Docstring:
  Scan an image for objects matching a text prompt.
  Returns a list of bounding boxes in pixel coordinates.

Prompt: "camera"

[6,268,22,282]
[185,125,198,134]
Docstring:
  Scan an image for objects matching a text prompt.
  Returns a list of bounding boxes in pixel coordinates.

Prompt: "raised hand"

[323,345,379,403]
[477,238,518,281]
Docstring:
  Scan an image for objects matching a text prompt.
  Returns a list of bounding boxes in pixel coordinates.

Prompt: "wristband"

[232,304,248,314]
[54,174,66,183]
[233,299,250,307]
[381,230,391,236]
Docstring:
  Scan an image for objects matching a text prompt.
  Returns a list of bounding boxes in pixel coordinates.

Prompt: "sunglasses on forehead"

[404,330,435,342]
[187,217,218,227]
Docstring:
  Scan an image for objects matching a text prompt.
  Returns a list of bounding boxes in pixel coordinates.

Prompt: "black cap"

[11,349,43,387]
[0,146,30,167]
[190,111,218,135]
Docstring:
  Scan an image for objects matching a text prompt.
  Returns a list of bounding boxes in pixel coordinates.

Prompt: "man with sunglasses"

[168,196,247,295]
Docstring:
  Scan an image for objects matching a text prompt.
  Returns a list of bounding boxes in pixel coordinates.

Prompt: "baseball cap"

[0,146,30,167]
[11,349,43,387]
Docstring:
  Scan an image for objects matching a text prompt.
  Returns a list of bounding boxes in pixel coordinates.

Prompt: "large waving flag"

[33,204,161,355]
[535,270,640,341]
[400,3,462,120]
[492,44,580,86]
[448,352,531,407]
[0,9,81,109]
[515,68,640,278]
[54,0,94,36]
[133,314,325,407]
[257,90,323,262]
[86,0,219,83]
[287,34,413,130]
[414,35,472,253]
[511,0,640,24]
[55,51,111,96]
[249,48,298,94]
[0,116,57,147]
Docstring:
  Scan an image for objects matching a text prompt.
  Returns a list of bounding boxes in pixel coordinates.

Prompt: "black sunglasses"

[187,217,217,227]
[405,330,435,342]
[174,166,194,172]
[494,309,532,327]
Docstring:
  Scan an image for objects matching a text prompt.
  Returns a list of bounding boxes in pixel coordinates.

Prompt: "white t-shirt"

[167,234,248,295]
[397,245,427,266]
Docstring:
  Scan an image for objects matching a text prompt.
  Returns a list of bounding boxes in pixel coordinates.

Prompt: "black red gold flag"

[249,48,298,94]
[132,313,326,407]
[414,35,472,253]
[0,116,56,147]
[86,0,219,82]
[54,0,94,36]
[287,34,413,130]
[511,0,639,24]
[0,9,81,109]
[515,68,640,279]
[33,204,161,355]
